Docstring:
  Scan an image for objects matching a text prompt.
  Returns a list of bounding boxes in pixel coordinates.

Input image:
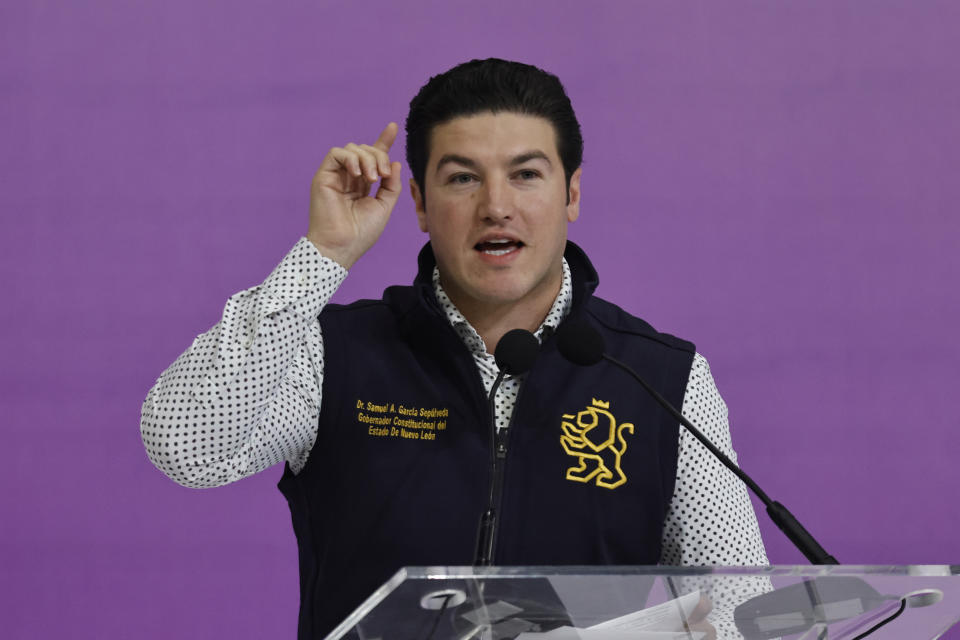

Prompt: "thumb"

[374,161,403,211]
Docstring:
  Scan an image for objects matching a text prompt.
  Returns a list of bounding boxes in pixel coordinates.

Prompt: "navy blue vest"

[278,242,695,638]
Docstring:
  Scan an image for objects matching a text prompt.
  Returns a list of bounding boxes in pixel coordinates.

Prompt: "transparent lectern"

[326,565,960,639]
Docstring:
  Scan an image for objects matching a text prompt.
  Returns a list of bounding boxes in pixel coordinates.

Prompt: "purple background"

[3,1,959,637]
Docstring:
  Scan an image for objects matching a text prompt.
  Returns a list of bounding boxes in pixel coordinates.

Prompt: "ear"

[410,179,428,232]
[566,167,582,223]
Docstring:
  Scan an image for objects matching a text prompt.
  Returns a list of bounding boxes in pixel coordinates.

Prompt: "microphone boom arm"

[602,354,838,565]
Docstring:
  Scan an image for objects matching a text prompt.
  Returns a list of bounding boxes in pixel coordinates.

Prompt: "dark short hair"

[405,58,583,199]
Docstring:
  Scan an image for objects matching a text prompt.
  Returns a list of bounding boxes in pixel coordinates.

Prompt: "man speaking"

[141,58,767,637]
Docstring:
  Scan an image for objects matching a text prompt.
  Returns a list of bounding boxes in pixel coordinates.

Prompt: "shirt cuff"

[260,237,348,317]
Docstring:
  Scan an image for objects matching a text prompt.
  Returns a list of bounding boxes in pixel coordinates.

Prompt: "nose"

[479,175,512,222]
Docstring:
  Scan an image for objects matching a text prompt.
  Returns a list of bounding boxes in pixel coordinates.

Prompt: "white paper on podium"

[515,630,703,640]
[515,590,704,640]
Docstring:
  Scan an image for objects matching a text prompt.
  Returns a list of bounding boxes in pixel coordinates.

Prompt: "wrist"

[305,235,358,270]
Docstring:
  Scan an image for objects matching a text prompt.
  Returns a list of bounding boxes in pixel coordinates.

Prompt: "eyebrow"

[510,151,552,167]
[434,150,553,174]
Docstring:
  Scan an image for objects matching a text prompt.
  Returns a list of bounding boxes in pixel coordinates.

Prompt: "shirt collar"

[432,259,574,356]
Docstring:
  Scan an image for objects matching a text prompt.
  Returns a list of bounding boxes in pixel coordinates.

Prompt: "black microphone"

[554,319,604,366]
[494,328,540,374]
[474,329,539,566]
[555,318,838,566]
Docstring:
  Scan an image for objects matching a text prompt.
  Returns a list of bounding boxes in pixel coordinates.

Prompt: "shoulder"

[318,285,433,347]
[319,284,416,318]
[320,298,389,316]
[585,296,695,355]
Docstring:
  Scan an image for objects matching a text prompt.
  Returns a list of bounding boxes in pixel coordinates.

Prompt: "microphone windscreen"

[494,329,540,375]
[556,318,605,366]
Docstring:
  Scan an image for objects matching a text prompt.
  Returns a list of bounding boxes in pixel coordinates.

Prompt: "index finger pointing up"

[373,122,399,152]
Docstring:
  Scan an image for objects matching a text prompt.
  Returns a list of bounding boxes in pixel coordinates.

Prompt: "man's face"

[411,112,581,318]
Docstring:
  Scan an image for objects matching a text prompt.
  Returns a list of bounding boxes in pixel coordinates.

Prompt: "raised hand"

[306,122,403,269]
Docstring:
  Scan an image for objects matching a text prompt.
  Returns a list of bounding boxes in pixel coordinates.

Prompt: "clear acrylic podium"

[326,565,960,639]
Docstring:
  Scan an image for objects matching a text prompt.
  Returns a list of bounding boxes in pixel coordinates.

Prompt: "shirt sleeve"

[139,238,346,488]
[659,352,769,566]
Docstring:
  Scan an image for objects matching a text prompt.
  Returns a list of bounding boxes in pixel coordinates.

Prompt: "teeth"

[476,238,520,256]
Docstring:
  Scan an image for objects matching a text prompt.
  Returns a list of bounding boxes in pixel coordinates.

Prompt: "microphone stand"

[602,352,838,565]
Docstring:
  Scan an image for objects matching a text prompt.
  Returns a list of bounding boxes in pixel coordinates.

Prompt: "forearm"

[140,238,346,488]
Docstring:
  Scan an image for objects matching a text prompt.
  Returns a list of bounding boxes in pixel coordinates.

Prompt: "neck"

[444,280,562,356]
[471,307,549,357]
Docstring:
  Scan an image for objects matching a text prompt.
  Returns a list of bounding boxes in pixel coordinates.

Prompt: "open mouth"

[475,238,524,256]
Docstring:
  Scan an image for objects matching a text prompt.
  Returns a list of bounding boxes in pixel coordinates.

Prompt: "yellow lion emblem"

[560,399,634,489]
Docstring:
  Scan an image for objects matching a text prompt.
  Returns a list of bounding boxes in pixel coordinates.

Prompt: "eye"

[448,173,476,185]
[515,169,541,180]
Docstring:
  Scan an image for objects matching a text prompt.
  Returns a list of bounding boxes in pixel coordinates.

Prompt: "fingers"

[339,144,372,182]
[375,161,403,210]
[686,621,717,640]
[373,122,399,152]
[684,597,715,640]
[325,147,362,179]
[344,143,392,181]
[689,595,713,623]
[316,124,402,195]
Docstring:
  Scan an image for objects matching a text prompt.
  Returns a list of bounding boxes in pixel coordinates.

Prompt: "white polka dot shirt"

[141,238,769,569]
